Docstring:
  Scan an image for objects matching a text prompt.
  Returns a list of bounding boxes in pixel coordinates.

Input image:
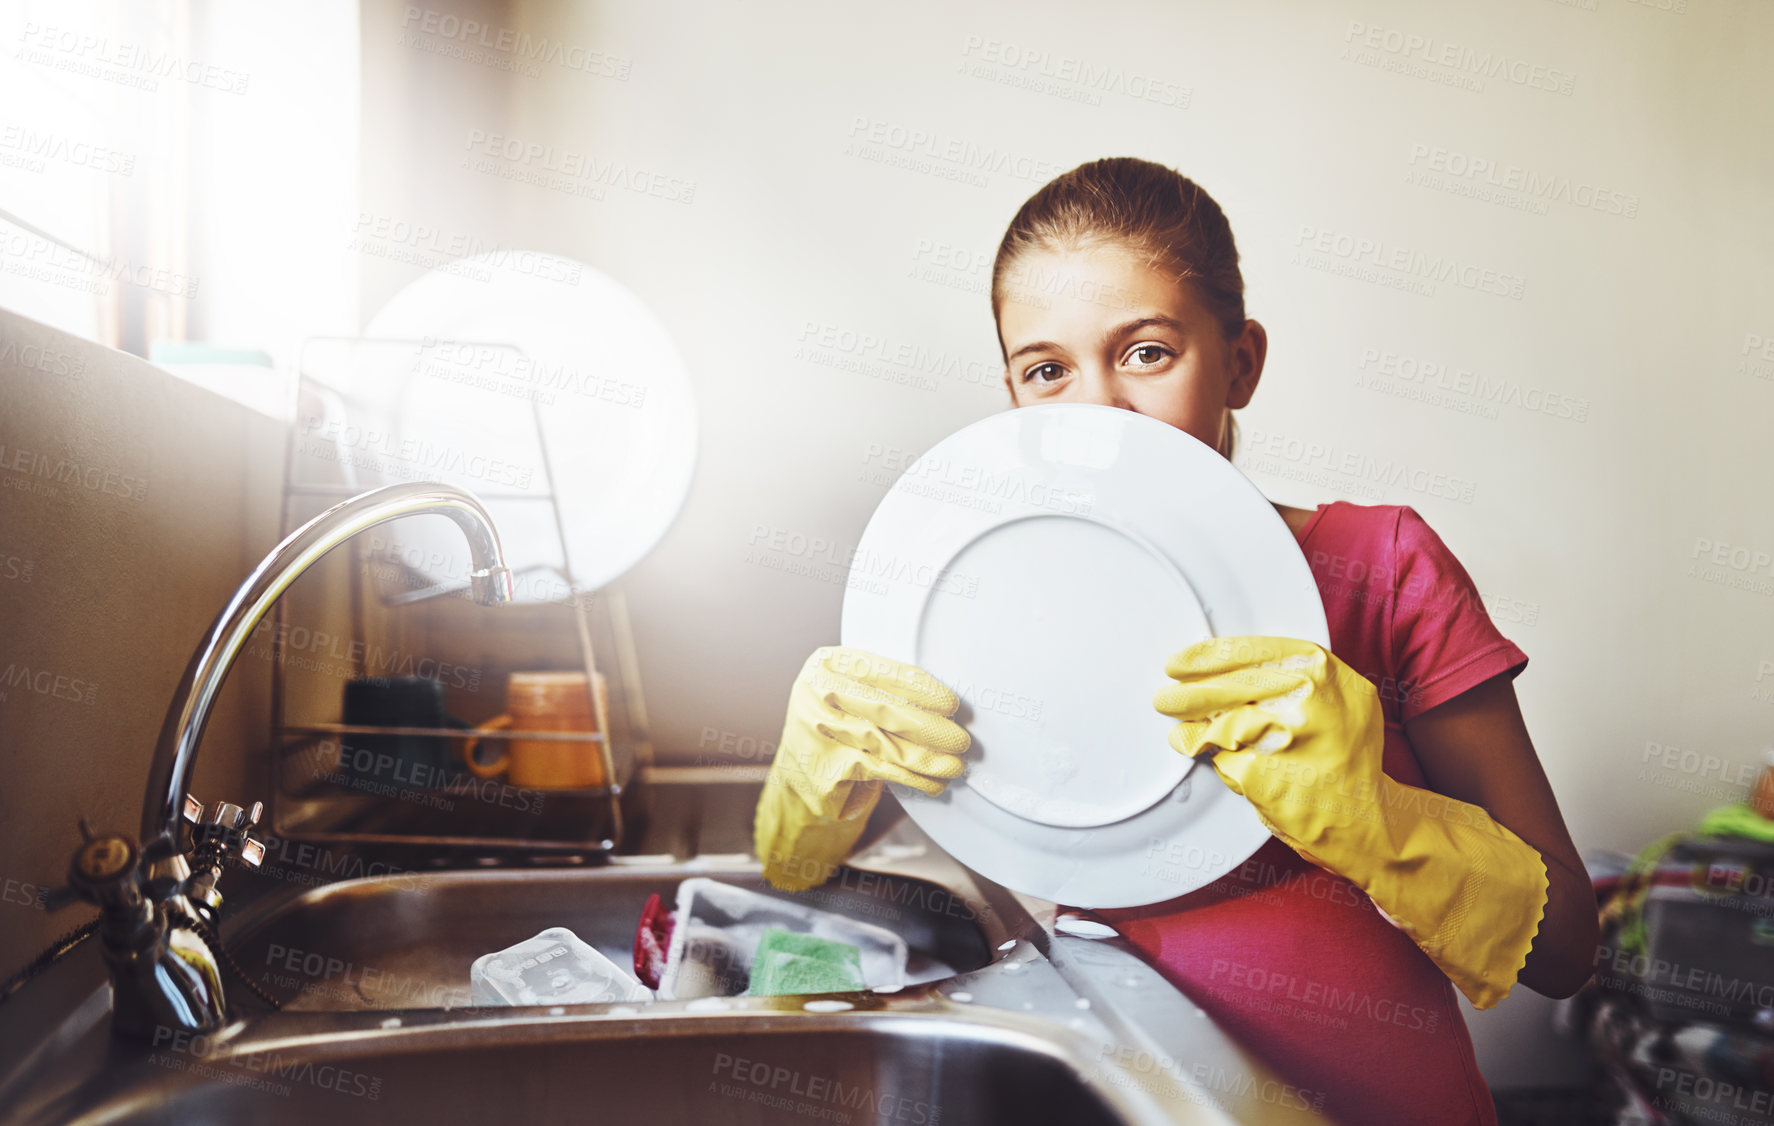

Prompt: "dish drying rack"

[264,337,654,857]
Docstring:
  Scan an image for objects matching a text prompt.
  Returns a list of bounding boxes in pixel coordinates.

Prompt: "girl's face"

[997,243,1266,453]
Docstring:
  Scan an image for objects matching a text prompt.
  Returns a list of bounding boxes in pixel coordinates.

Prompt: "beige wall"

[353,0,1772,1087]
[0,308,286,971]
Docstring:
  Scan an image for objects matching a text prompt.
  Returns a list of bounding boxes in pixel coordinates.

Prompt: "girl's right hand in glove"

[754,646,970,891]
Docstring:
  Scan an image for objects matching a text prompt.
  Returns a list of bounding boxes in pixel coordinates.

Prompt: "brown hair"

[991,157,1248,459]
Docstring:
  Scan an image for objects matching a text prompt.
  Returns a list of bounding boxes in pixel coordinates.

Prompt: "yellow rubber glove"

[1154,635,1548,1010]
[754,646,970,892]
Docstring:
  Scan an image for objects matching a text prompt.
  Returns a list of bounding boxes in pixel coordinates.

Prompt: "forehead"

[999,243,1206,345]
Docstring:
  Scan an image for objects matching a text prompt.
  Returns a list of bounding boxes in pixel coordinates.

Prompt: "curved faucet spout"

[141,482,513,855]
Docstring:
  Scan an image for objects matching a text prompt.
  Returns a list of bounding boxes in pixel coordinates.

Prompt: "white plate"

[840,403,1328,908]
[364,252,698,592]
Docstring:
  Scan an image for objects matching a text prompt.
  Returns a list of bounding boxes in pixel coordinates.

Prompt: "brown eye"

[1023,362,1065,384]
[1126,344,1170,368]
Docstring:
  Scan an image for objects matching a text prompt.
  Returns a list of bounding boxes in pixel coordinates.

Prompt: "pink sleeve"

[1388,507,1529,723]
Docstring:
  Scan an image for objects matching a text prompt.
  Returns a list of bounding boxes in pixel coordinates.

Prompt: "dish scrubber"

[747,928,864,996]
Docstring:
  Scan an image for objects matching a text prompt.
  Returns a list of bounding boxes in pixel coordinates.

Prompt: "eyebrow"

[1004,315,1190,363]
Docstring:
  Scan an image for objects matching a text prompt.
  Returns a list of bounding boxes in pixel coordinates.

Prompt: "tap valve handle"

[40,883,84,914]
[54,833,156,950]
[70,834,140,892]
[188,797,266,869]
[41,831,139,913]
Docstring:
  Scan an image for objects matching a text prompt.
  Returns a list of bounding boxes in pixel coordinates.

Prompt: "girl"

[754,157,1597,1125]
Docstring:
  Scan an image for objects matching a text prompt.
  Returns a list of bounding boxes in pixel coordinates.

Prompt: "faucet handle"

[40,883,85,913]
[47,830,151,920]
[188,797,266,869]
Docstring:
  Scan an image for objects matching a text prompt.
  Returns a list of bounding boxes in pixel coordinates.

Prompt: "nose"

[1072,368,1137,412]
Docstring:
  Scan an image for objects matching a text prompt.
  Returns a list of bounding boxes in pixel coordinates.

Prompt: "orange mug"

[465,671,607,789]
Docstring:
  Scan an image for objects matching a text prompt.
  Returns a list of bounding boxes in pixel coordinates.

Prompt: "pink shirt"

[1087,501,1529,1126]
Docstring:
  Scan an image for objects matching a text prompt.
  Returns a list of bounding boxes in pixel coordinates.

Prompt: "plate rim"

[842,403,1328,908]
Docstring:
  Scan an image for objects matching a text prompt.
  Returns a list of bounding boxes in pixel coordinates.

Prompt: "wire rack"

[263,336,654,857]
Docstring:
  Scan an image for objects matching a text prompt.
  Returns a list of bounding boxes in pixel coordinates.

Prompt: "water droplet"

[949,991,973,1003]
[997,939,1017,951]
[1002,961,1027,975]
[870,983,903,994]
[379,1017,402,1029]
[686,997,732,1012]
[803,999,853,1013]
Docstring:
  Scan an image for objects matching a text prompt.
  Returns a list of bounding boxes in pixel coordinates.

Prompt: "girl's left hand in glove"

[1154,635,1548,1009]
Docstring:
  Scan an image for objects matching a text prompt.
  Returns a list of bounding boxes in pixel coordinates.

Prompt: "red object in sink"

[633,892,675,990]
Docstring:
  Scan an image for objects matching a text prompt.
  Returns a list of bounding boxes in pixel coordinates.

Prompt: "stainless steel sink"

[2,858,1177,1125]
[15,1009,1143,1125]
[0,779,1338,1126]
[221,863,996,1012]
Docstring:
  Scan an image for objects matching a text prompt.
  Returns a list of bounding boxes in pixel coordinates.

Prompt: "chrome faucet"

[65,483,513,1039]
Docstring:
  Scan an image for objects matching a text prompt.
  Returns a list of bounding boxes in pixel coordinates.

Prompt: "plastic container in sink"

[472,926,653,1007]
[647,878,908,1000]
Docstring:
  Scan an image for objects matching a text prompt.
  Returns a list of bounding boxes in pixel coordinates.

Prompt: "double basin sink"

[0,775,1332,1125]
